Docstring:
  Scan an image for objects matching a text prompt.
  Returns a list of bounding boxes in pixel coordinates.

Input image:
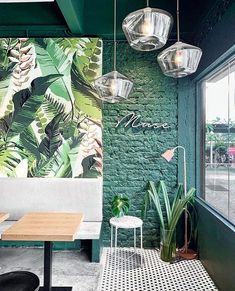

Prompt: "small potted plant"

[111,194,130,217]
[142,180,195,262]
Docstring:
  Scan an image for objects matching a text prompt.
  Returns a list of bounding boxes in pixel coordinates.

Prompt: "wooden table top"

[0,213,9,224]
[2,212,84,242]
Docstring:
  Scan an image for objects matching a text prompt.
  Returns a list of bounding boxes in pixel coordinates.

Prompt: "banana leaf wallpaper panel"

[0,38,103,178]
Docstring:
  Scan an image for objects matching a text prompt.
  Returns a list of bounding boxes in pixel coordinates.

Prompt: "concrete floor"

[0,248,101,291]
[205,165,235,223]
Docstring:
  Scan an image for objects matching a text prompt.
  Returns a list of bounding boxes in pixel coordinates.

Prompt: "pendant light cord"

[146,0,149,7]
[113,0,117,71]
[177,0,180,42]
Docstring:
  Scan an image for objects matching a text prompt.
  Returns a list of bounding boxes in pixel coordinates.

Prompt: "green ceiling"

[0,0,217,41]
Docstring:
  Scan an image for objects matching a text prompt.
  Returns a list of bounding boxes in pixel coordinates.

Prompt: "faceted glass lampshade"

[94,70,133,103]
[157,41,202,78]
[122,7,173,51]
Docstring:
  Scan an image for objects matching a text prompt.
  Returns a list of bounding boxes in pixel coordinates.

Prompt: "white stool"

[110,215,143,266]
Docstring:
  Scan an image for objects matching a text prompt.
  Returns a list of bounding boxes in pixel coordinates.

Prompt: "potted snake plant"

[142,180,195,262]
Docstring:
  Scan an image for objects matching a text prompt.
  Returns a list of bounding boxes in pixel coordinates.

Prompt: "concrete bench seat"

[76,221,102,240]
[0,221,15,239]
[0,178,103,262]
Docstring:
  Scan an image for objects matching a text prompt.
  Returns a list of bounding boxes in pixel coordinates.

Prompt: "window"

[202,60,235,223]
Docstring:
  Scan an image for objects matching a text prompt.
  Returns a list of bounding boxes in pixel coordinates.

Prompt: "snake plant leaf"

[8,74,62,137]
[168,188,196,232]
[148,181,165,229]
[144,180,196,235]
[172,183,184,211]
[34,38,72,102]
[39,113,63,159]
[71,53,102,123]
[141,190,151,219]
[159,180,171,226]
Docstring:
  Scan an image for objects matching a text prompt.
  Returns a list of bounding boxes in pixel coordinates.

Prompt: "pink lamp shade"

[161,149,174,162]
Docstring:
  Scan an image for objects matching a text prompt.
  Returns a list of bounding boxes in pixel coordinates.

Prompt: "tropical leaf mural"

[0,38,103,178]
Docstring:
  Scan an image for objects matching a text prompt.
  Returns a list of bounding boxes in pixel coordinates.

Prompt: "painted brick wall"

[102,41,178,247]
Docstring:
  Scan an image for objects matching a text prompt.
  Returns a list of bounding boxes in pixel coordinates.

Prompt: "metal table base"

[39,242,72,291]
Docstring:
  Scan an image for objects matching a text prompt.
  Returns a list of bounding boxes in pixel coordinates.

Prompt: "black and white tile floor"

[100,248,218,291]
[0,247,218,291]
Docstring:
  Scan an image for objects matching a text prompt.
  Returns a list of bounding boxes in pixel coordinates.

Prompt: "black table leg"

[39,241,72,291]
[44,241,52,291]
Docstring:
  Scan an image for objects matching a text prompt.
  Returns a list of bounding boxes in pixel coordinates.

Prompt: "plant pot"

[160,228,176,263]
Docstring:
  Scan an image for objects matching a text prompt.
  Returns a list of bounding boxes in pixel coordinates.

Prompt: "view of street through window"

[205,61,235,223]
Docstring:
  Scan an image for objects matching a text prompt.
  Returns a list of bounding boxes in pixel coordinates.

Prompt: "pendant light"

[122,0,173,51]
[94,0,133,103]
[157,0,202,78]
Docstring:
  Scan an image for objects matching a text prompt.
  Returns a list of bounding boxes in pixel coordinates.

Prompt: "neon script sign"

[115,112,170,130]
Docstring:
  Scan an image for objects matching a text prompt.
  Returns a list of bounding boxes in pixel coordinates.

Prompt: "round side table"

[110,215,143,267]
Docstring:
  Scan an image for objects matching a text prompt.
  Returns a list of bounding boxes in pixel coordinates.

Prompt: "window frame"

[196,45,235,224]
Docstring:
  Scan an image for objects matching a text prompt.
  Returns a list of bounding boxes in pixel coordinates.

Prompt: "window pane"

[204,64,230,219]
[228,62,235,223]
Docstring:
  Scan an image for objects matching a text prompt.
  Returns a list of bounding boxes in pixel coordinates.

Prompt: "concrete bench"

[0,178,103,262]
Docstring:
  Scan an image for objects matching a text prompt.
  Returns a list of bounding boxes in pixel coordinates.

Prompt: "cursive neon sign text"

[115,112,170,130]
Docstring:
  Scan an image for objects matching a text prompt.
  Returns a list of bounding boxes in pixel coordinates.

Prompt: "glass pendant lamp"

[122,0,173,51]
[157,0,202,78]
[94,0,133,103]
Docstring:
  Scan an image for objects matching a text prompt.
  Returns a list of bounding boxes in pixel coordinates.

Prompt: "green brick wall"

[102,41,178,248]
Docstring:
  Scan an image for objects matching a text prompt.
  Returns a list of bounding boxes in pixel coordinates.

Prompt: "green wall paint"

[0,0,215,41]
[196,1,235,76]
[0,3,64,26]
[184,2,235,290]
[56,0,84,34]
[178,77,197,190]
[102,41,178,247]
[196,199,235,291]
